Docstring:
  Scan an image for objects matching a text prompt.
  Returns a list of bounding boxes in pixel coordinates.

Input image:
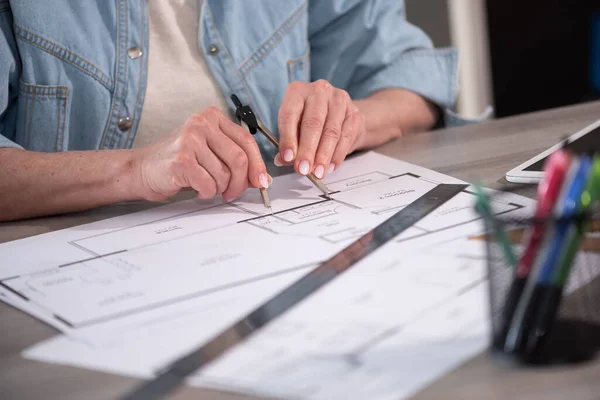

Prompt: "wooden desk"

[2,101,600,400]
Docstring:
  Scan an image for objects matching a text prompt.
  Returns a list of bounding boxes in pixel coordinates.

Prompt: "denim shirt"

[0,0,473,155]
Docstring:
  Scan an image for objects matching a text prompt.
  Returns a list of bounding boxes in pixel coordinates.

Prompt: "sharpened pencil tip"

[259,188,271,209]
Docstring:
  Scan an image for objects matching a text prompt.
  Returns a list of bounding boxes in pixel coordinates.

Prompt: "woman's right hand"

[134,107,271,202]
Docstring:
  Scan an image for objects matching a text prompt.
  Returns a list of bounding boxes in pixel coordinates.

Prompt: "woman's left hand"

[274,80,366,179]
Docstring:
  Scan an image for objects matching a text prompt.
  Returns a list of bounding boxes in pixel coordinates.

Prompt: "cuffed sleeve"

[443,106,494,128]
[308,0,460,114]
[0,1,23,150]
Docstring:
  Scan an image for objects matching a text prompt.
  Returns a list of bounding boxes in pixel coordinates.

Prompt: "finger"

[274,152,295,167]
[222,177,248,203]
[274,152,284,167]
[182,109,228,198]
[185,164,218,199]
[218,115,271,190]
[296,83,330,175]
[277,82,308,164]
[194,144,231,195]
[330,110,362,170]
[312,90,347,179]
[204,127,248,202]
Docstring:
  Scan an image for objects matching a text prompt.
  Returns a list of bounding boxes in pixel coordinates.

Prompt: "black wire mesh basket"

[478,200,600,366]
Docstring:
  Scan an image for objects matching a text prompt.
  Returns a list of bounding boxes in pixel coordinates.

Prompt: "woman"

[0,0,461,221]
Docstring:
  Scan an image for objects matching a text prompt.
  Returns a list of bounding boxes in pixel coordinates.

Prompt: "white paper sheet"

[2,152,534,399]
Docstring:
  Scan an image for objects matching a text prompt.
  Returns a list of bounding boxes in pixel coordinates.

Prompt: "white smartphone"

[505,119,600,184]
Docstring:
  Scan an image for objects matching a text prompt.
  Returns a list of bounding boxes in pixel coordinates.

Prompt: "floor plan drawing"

[1,158,523,338]
[0,152,534,399]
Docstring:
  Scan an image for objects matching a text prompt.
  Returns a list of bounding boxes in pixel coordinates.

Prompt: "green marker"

[553,155,600,286]
[474,183,517,268]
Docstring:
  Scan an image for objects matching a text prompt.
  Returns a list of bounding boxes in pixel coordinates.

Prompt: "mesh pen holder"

[479,206,600,366]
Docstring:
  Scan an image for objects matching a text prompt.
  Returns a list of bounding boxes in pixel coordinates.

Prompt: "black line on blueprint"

[456,276,487,296]
[245,221,280,235]
[53,314,75,328]
[58,250,127,268]
[352,273,487,356]
[229,202,263,217]
[496,206,524,216]
[319,191,340,199]
[1,250,130,300]
[329,198,361,210]
[54,262,319,329]
[389,172,420,179]
[240,199,356,233]
[351,326,403,356]
[417,176,443,185]
[237,199,331,223]
[395,198,522,243]
[3,249,131,284]
[282,203,354,226]
[68,241,100,257]
[286,213,337,226]
[461,189,527,211]
[231,202,301,225]
[0,282,29,301]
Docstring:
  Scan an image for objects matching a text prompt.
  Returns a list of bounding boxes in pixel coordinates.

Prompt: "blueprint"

[0,152,534,399]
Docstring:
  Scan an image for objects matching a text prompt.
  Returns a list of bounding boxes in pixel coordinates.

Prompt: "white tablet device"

[505,119,600,183]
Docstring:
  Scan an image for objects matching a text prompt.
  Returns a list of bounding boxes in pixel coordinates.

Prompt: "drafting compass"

[230,94,330,210]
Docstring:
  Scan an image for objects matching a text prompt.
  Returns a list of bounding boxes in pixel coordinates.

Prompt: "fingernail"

[299,160,310,176]
[314,165,325,179]
[223,195,235,203]
[259,173,270,189]
[283,149,294,162]
[329,163,336,173]
[274,156,283,167]
[268,174,273,184]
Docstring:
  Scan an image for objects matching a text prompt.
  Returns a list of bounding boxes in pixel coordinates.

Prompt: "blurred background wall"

[405,0,600,119]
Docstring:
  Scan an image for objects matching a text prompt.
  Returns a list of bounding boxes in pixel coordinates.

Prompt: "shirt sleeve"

[308,0,459,112]
[0,1,23,150]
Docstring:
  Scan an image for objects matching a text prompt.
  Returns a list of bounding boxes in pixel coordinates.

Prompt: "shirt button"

[128,47,143,59]
[208,44,219,56]
[118,117,133,131]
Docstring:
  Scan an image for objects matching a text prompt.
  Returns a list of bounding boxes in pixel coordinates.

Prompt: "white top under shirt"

[134,0,229,148]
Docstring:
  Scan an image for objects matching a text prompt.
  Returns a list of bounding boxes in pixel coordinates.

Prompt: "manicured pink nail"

[299,160,310,176]
[259,173,269,188]
[283,149,294,162]
[274,155,283,167]
[314,165,325,179]
[329,163,336,173]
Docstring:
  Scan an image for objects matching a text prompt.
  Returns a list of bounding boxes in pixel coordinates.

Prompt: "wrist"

[113,149,147,201]
[353,96,402,150]
[353,89,440,149]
